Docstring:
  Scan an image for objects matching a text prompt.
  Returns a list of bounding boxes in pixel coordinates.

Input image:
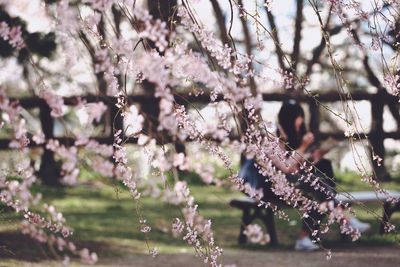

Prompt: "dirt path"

[5,246,399,267]
[101,247,400,267]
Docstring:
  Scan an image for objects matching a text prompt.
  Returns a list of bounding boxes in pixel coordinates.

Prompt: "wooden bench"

[230,191,400,246]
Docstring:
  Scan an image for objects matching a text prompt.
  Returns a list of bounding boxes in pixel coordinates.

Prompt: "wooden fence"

[3,90,399,184]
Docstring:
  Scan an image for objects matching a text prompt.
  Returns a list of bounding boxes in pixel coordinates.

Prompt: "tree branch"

[210,0,230,46]
[264,2,286,70]
[291,0,304,71]
[79,30,107,93]
[112,4,122,38]
[237,0,257,95]
[304,5,336,77]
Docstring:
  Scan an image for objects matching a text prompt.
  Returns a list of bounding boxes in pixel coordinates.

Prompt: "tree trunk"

[38,102,61,186]
[369,92,391,181]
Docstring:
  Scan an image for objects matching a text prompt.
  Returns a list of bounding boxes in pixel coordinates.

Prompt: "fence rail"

[4,90,399,183]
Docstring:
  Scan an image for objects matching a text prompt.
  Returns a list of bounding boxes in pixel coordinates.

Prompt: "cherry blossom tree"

[0,0,399,265]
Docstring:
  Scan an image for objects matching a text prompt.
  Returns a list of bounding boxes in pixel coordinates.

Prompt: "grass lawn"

[1,171,400,265]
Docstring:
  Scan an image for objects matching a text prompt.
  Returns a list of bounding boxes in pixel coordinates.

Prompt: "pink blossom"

[32,131,45,145]
[243,224,270,245]
[137,17,169,52]
[0,22,25,50]
[83,102,108,124]
[173,153,189,170]
[39,90,67,118]
[85,140,113,157]
[0,22,10,40]
[383,73,400,97]
[124,105,144,136]
[91,158,114,177]
[79,248,98,265]
[149,247,158,258]
[84,12,101,32]
[8,26,25,49]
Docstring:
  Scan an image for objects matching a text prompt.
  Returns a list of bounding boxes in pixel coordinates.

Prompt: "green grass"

[1,172,400,262]
[335,171,400,191]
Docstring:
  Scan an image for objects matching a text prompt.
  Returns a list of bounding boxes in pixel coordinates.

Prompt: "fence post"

[38,101,61,186]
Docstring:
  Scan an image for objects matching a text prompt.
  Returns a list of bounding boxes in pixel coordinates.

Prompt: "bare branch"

[304,5,336,77]
[79,31,107,93]
[237,0,257,95]
[363,55,385,90]
[210,0,230,46]
[291,0,304,71]
[112,4,122,38]
[264,2,286,70]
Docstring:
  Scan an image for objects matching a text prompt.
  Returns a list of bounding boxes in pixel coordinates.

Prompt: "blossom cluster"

[170,181,223,267]
[0,92,30,149]
[46,139,80,185]
[383,73,400,98]
[39,89,67,118]
[0,154,97,265]
[243,224,270,245]
[238,105,362,241]
[0,21,25,50]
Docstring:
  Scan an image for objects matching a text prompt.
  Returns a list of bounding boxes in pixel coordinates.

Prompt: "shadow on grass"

[0,232,114,262]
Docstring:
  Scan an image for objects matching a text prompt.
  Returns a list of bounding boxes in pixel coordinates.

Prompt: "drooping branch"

[351,27,391,181]
[362,52,400,130]
[355,17,400,130]
[305,3,391,78]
